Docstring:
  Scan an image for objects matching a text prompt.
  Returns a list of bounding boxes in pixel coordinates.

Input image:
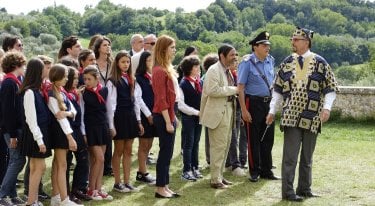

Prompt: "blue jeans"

[181,115,202,172]
[0,131,26,198]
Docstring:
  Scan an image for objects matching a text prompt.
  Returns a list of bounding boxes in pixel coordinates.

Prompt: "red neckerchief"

[41,80,51,103]
[230,70,237,86]
[60,87,72,102]
[86,84,105,104]
[3,73,21,87]
[144,72,152,84]
[184,76,201,93]
[122,72,133,86]
[79,67,84,74]
[69,89,79,103]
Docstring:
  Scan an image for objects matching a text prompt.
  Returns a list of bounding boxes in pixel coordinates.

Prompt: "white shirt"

[48,93,76,135]
[178,81,200,116]
[24,89,44,146]
[106,80,148,130]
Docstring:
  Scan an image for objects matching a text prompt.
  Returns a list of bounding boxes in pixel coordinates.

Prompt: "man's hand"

[266,113,275,125]
[241,109,252,123]
[320,109,330,123]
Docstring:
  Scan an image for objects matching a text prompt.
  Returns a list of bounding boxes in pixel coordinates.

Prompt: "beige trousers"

[208,103,234,184]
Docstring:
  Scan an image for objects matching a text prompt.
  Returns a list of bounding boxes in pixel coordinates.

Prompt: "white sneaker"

[87,190,102,201]
[50,194,61,206]
[97,190,113,201]
[60,197,84,206]
[232,167,246,177]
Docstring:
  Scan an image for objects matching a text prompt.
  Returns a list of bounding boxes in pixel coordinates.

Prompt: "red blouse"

[151,66,176,122]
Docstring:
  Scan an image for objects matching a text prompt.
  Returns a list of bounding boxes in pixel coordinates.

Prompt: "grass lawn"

[23,120,375,206]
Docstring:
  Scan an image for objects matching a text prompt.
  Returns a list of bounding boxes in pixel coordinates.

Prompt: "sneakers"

[28,201,44,206]
[10,196,25,205]
[97,190,113,200]
[181,171,197,181]
[38,191,51,200]
[0,198,13,206]
[232,167,246,177]
[123,183,140,192]
[50,194,61,206]
[72,189,92,201]
[136,172,156,185]
[113,183,130,193]
[87,190,103,201]
[60,197,84,206]
[193,168,203,178]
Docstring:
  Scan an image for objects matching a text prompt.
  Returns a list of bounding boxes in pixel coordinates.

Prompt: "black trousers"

[0,131,8,185]
[66,148,89,193]
[245,95,275,177]
[153,114,176,187]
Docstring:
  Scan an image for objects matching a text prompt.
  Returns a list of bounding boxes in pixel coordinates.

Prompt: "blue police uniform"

[237,31,278,181]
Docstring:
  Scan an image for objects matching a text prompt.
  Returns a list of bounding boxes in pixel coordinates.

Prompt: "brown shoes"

[210,182,228,189]
[222,179,233,185]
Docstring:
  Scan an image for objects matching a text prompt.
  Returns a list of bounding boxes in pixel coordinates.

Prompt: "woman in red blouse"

[151,35,180,198]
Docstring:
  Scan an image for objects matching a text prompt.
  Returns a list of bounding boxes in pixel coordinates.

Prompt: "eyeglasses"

[144,42,156,46]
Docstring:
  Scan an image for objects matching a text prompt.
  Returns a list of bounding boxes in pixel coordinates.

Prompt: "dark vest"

[21,89,50,129]
[69,95,81,128]
[82,87,108,126]
[136,74,154,111]
[48,90,72,138]
[113,78,134,112]
[179,79,202,112]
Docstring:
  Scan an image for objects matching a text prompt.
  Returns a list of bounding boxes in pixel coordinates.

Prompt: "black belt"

[246,95,271,103]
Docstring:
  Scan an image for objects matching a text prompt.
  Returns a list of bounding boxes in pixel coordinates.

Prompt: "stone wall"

[332,86,375,119]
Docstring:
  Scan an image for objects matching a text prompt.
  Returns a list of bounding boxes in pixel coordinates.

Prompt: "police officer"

[238,31,280,182]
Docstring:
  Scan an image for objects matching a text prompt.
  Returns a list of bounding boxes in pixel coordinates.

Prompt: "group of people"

[0,25,338,206]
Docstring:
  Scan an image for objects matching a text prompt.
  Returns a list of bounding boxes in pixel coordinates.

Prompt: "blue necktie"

[298,56,304,69]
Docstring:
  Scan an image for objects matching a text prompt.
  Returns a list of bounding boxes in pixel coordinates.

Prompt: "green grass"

[22,120,375,206]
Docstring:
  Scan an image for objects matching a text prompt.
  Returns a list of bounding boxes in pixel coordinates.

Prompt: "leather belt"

[247,95,271,103]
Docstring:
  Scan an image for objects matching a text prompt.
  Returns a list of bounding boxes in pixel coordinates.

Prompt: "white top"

[106,79,147,130]
[24,89,44,146]
[48,93,76,135]
[178,82,200,116]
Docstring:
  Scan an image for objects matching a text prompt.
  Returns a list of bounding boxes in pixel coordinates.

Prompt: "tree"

[312,9,348,35]
[207,4,231,32]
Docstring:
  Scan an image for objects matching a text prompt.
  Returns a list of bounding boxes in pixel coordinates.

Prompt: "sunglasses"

[145,42,156,46]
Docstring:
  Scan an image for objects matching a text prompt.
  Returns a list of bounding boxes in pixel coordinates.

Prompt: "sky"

[0,0,216,15]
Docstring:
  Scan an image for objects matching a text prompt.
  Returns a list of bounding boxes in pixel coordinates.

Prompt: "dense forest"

[0,0,374,85]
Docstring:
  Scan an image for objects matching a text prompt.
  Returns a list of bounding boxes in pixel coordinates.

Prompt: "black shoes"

[210,182,228,189]
[249,175,260,182]
[284,194,304,202]
[136,172,156,185]
[155,192,181,198]
[297,191,320,198]
[260,174,281,180]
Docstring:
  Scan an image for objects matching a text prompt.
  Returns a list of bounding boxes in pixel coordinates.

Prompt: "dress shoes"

[171,193,181,198]
[155,192,173,198]
[222,179,233,185]
[210,182,228,189]
[284,194,304,202]
[260,174,281,180]
[297,191,320,198]
[248,175,259,182]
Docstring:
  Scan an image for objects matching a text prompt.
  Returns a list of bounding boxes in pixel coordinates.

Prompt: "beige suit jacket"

[200,61,237,129]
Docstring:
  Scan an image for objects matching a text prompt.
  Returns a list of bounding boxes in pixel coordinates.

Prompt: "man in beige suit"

[200,44,238,189]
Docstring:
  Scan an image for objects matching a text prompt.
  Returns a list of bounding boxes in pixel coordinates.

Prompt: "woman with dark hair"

[134,51,157,184]
[177,46,198,83]
[93,36,112,86]
[92,36,113,176]
[19,58,51,206]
